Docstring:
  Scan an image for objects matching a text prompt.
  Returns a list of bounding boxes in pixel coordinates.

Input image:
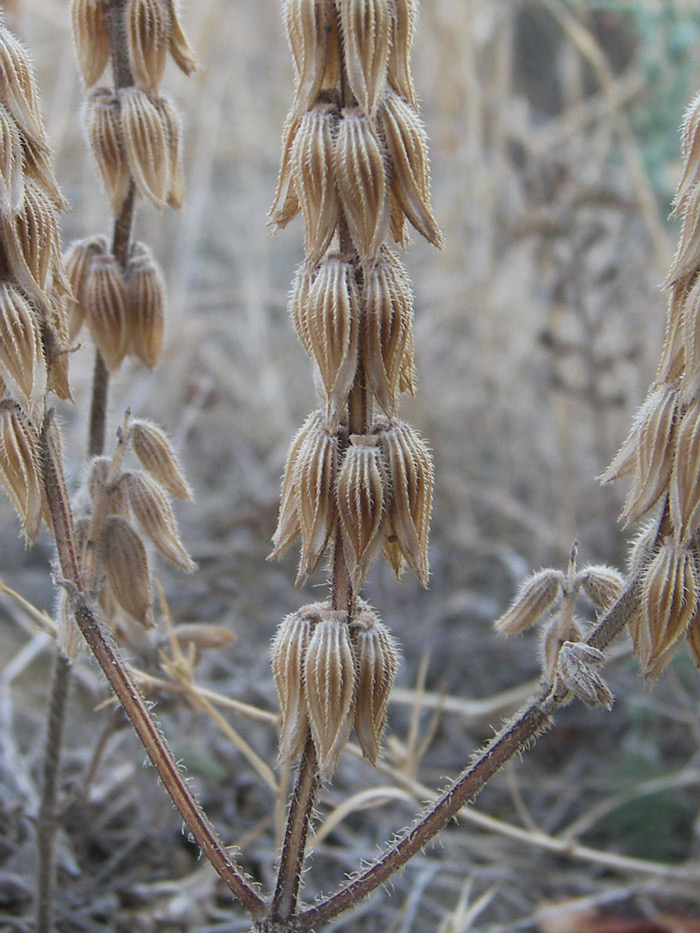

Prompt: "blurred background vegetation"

[2,1,700,930]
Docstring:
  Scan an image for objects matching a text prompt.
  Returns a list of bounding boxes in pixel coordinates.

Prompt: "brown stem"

[298,582,641,929]
[39,413,266,919]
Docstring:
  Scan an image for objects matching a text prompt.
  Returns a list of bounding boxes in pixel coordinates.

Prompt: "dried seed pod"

[0,101,23,214]
[126,0,170,96]
[305,255,359,416]
[337,0,391,119]
[119,86,169,208]
[304,611,355,779]
[122,470,196,572]
[70,0,111,88]
[388,0,417,107]
[335,108,388,262]
[288,261,316,355]
[294,419,338,581]
[674,89,700,215]
[681,276,700,401]
[494,568,565,636]
[99,515,153,627]
[87,455,129,518]
[0,27,46,147]
[1,177,61,303]
[377,419,433,586]
[640,537,699,676]
[378,91,443,248]
[22,134,67,212]
[351,607,398,763]
[362,250,414,416]
[63,234,109,340]
[0,281,45,417]
[670,396,700,542]
[269,110,302,228]
[56,589,83,662]
[165,0,199,75]
[130,418,193,500]
[43,295,73,403]
[619,383,678,527]
[557,642,613,710]
[576,565,625,610]
[291,100,340,264]
[0,400,42,544]
[667,186,700,287]
[84,252,128,371]
[272,605,318,763]
[156,96,185,209]
[84,88,131,214]
[284,0,335,117]
[126,242,165,368]
[655,284,686,386]
[336,436,387,589]
[541,611,584,685]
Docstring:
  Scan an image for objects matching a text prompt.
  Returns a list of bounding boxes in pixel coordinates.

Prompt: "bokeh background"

[3,1,700,930]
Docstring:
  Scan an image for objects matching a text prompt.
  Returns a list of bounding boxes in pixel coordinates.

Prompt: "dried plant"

[4,2,700,931]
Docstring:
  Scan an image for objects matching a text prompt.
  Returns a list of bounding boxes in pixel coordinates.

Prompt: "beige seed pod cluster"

[0,20,71,543]
[272,601,398,777]
[58,414,194,659]
[601,88,700,678]
[270,0,440,773]
[65,0,196,371]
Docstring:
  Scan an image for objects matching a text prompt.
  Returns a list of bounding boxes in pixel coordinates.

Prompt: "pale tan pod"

[351,608,398,764]
[1,178,61,304]
[377,91,443,248]
[666,185,700,287]
[269,110,302,228]
[336,436,387,589]
[43,293,73,403]
[685,586,700,671]
[0,27,46,147]
[641,538,699,675]
[283,0,334,117]
[295,420,338,581]
[335,108,388,262]
[56,589,83,662]
[119,86,170,208]
[99,515,154,628]
[63,234,109,340]
[84,88,131,214]
[288,262,316,355]
[673,89,700,215]
[84,252,129,371]
[0,400,42,543]
[122,470,196,572]
[272,606,316,763]
[0,281,45,416]
[337,0,391,119]
[130,418,193,500]
[126,0,170,96]
[164,0,199,75]
[126,243,165,368]
[669,396,700,542]
[22,133,67,212]
[556,642,613,710]
[655,283,686,386]
[70,0,111,88]
[305,255,359,411]
[388,0,417,107]
[156,96,185,209]
[362,249,414,416]
[576,565,625,610]
[0,101,23,213]
[681,275,700,401]
[493,568,565,636]
[304,611,355,778]
[291,99,340,264]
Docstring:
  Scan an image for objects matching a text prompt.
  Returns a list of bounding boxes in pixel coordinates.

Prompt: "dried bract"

[99,515,153,628]
[0,28,45,145]
[557,642,614,710]
[337,0,390,119]
[0,281,45,417]
[70,0,110,88]
[0,400,42,543]
[123,470,196,572]
[63,233,109,340]
[494,568,565,636]
[291,100,340,263]
[335,108,387,261]
[351,607,398,763]
[0,101,23,213]
[84,88,131,214]
[336,436,386,589]
[156,96,185,209]
[130,419,192,500]
[119,87,169,208]
[126,243,165,368]
[126,0,170,96]
[165,0,198,75]
[84,252,128,371]
[670,396,700,542]
[284,0,335,117]
[272,606,315,763]
[576,565,625,610]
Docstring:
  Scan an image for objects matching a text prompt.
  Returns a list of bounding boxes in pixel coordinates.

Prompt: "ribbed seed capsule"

[0,400,42,543]
[378,419,433,586]
[119,87,169,208]
[670,397,700,542]
[493,569,565,636]
[337,0,391,119]
[84,88,131,214]
[306,255,359,420]
[295,420,338,582]
[351,608,398,763]
[156,96,185,209]
[64,234,109,339]
[362,250,414,416]
[335,109,387,262]
[378,91,443,248]
[130,418,193,500]
[1,178,60,303]
[0,28,46,146]
[269,111,302,228]
[0,281,45,417]
[656,284,686,386]
[272,606,317,763]
[288,262,315,355]
[126,0,170,96]
[304,611,355,778]
[99,515,153,628]
[681,276,700,400]
[284,0,335,117]
[84,253,128,371]
[126,243,165,368]
[667,187,700,287]
[0,101,23,214]
[336,436,386,589]
[122,470,196,572]
[291,100,340,264]
[576,565,625,609]
[165,0,199,75]
[388,0,417,107]
[70,0,111,88]
[675,90,700,215]
[22,134,67,211]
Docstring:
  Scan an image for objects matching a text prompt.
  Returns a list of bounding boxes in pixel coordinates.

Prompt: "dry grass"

[2,1,700,930]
